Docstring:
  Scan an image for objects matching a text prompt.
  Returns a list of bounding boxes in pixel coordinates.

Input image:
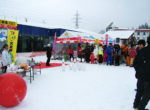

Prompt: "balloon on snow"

[0,73,27,107]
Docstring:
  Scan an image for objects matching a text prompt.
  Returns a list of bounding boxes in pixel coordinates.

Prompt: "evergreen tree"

[138,22,150,29]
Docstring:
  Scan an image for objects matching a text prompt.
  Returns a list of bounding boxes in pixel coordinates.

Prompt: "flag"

[106,34,109,45]
[53,32,56,51]
[7,30,19,63]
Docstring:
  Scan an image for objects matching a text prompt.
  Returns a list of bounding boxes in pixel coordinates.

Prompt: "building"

[134,29,150,42]
[17,24,102,52]
[17,24,67,52]
[103,29,135,45]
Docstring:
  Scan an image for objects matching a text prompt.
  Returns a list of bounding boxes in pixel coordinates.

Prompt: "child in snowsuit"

[90,52,95,64]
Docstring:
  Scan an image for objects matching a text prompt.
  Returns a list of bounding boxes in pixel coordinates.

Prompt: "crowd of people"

[67,40,146,67]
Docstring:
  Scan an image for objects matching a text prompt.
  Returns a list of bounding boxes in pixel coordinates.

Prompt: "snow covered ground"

[0,56,150,110]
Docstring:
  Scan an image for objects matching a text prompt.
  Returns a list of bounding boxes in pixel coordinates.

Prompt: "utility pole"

[75,11,80,29]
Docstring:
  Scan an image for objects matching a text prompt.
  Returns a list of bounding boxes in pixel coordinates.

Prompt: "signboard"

[95,39,99,45]
[0,19,17,30]
[7,30,19,63]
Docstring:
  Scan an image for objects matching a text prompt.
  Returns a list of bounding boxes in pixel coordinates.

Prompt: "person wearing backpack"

[133,36,150,110]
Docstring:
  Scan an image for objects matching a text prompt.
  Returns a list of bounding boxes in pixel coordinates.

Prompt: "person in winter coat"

[77,44,83,62]
[93,45,99,63]
[133,36,150,110]
[84,44,91,63]
[2,44,11,73]
[114,44,121,66]
[98,44,103,64]
[129,44,136,66]
[106,43,114,65]
[120,45,126,64]
[103,45,107,63]
[90,52,95,64]
[46,44,52,66]
[90,44,94,53]
[68,45,74,61]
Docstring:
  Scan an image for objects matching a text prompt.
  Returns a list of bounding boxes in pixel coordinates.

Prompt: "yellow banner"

[0,19,17,26]
[7,30,19,63]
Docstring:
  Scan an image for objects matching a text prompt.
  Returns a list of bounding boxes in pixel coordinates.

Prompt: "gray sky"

[0,0,150,33]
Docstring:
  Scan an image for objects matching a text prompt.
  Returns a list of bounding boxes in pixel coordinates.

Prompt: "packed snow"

[0,56,150,110]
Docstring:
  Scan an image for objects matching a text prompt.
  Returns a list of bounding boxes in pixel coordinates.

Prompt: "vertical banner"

[7,30,19,63]
[105,34,109,45]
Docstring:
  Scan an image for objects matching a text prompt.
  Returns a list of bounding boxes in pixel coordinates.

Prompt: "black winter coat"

[46,47,52,57]
[133,45,150,82]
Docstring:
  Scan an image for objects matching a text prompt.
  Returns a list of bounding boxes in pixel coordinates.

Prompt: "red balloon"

[0,73,27,107]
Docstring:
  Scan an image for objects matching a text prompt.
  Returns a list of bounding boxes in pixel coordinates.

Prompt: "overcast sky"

[0,0,150,33]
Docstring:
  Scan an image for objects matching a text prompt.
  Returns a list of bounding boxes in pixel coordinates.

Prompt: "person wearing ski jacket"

[106,43,114,65]
[90,52,95,64]
[77,44,83,62]
[114,44,121,66]
[98,45,103,63]
[103,45,107,63]
[133,36,150,110]
[129,44,136,66]
[93,46,99,63]
[68,45,74,61]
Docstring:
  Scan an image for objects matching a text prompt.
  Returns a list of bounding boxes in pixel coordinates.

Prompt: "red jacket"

[68,48,74,54]
[129,47,136,58]
[90,53,95,60]
[77,47,82,55]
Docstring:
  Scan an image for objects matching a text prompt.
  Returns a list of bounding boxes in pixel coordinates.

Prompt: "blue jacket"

[106,46,114,56]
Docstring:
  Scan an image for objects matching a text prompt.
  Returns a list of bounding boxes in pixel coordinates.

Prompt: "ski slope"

[0,56,150,110]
